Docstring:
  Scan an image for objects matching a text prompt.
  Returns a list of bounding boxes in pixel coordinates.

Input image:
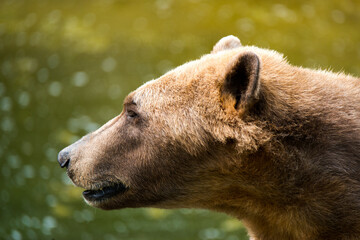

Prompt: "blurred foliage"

[0,0,359,239]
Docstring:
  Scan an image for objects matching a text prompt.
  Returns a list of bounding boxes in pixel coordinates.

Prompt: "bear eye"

[126,109,138,119]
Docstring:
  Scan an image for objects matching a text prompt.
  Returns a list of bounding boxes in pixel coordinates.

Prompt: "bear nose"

[58,149,71,168]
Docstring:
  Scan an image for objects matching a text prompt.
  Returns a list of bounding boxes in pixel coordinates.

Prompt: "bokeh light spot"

[101,57,117,73]
[72,71,89,87]
[48,81,63,97]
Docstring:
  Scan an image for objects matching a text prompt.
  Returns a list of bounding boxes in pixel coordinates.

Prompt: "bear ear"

[221,52,261,114]
[211,35,242,54]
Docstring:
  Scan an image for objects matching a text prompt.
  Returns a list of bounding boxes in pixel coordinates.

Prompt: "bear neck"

[207,67,360,239]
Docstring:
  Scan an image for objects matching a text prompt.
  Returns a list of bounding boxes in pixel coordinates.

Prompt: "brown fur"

[58,35,360,240]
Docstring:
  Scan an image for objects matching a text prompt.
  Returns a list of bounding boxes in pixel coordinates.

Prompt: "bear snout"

[58,134,91,169]
[58,147,71,168]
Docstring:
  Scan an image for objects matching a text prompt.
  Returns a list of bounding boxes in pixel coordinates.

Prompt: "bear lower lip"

[82,183,127,201]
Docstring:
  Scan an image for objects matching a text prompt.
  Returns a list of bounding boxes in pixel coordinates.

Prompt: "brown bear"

[58,35,360,240]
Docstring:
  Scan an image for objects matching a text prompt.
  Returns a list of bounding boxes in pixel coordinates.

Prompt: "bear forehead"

[131,45,285,109]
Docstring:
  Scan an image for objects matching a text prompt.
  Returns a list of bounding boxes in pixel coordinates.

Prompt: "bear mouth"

[82,183,128,202]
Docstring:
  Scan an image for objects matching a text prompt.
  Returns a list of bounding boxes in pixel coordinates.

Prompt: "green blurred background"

[0,0,359,239]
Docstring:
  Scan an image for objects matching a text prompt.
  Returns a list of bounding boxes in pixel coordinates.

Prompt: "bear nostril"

[58,149,71,169]
[60,158,70,168]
